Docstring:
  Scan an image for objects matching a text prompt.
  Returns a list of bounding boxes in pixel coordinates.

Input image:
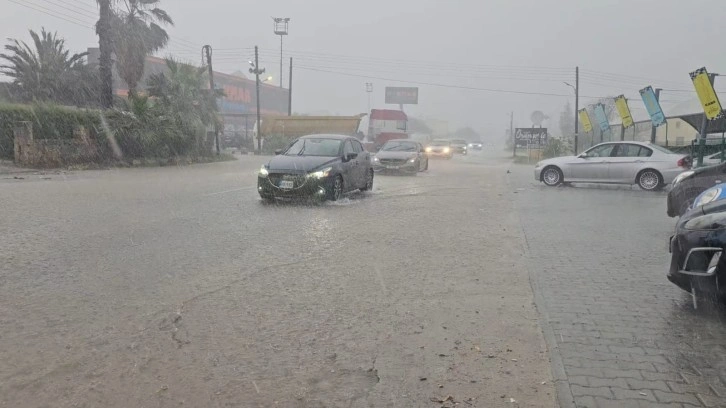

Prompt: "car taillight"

[677,157,688,168]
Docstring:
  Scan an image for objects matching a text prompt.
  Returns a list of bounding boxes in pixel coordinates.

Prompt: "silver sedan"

[534,141,688,191]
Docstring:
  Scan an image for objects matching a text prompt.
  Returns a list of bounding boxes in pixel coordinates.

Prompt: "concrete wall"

[14,122,101,168]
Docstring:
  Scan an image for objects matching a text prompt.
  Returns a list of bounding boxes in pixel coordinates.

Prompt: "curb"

[508,173,576,408]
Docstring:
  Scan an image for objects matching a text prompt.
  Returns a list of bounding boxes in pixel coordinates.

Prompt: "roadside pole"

[574,66,579,154]
[511,111,515,158]
[288,57,293,116]
[650,88,661,143]
[203,45,220,155]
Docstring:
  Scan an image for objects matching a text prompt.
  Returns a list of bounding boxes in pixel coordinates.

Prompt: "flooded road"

[0,150,553,407]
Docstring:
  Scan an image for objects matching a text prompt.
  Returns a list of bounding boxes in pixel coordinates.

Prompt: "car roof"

[384,139,417,143]
[299,134,352,140]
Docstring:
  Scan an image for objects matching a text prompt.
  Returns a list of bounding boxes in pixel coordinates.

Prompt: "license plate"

[279,180,294,189]
[387,165,400,169]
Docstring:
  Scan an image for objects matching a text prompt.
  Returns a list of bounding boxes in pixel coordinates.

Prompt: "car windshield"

[430,140,450,146]
[451,140,467,145]
[381,141,417,152]
[284,138,341,156]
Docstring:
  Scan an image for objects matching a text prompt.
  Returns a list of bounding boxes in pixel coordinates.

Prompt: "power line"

[39,0,97,18]
[6,0,94,28]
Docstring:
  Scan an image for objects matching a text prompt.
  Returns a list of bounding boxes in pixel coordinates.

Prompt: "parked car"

[668,183,726,308]
[372,139,428,175]
[257,134,374,201]
[667,162,726,217]
[450,139,468,155]
[534,141,688,191]
[425,139,453,159]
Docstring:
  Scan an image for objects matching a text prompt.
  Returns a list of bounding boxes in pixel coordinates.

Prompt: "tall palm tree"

[112,0,173,96]
[96,0,115,108]
[0,28,88,102]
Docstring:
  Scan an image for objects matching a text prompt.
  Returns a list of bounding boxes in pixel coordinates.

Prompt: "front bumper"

[452,147,467,154]
[258,174,332,199]
[668,229,726,295]
[426,150,452,158]
[534,167,543,182]
[373,161,417,173]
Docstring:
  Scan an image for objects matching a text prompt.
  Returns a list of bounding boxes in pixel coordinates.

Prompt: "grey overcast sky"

[2,0,726,137]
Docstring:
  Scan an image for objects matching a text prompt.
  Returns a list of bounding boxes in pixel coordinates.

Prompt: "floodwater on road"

[0,150,554,407]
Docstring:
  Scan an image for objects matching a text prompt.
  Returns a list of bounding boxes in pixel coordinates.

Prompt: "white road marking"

[203,186,256,197]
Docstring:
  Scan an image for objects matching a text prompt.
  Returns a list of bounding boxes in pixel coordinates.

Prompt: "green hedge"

[0,103,102,159]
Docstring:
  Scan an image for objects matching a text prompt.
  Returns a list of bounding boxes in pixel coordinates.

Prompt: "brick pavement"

[511,165,726,408]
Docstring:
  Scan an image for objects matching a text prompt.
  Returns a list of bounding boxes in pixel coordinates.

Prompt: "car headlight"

[425,147,432,153]
[307,166,332,179]
[259,166,269,177]
[693,187,722,209]
[443,147,450,153]
[373,156,379,162]
[673,170,695,186]
[408,157,416,163]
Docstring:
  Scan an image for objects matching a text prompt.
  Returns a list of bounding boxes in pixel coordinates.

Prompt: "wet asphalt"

[0,149,554,407]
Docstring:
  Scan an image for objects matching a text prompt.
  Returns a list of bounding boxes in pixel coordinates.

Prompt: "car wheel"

[637,169,663,191]
[542,166,563,187]
[328,175,343,201]
[360,169,374,191]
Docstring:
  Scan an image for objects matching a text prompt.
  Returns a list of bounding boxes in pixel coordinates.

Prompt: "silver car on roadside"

[534,141,689,191]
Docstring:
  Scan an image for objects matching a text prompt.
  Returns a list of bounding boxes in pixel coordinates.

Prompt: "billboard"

[385,87,419,104]
[690,67,723,120]
[639,86,666,127]
[593,103,610,133]
[578,109,593,133]
[514,128,548,146]
[614,95,634,128]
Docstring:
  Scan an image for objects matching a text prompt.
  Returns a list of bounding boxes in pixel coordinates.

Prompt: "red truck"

[367,109,408,150]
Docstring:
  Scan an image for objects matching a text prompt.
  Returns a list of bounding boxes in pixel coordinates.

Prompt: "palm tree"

[0,28,89,102]
[96,0,115,108]
[112,0,173,96]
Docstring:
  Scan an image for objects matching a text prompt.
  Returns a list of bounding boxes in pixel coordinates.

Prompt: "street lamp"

[273,17,290,88]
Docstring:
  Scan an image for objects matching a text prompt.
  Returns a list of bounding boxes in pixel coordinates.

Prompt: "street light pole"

[564,66,579,154]
[273,17,290,88]
[202,45,219,155]
[249,46,265,153]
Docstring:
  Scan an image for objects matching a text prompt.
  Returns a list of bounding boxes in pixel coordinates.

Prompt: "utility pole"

[97,0,113,109]
[249,46,265,153]
[273,18,290,88]
[574,66,579,154]
[203,45,220,155]
[288,57,293,116]
[511,111,515,158]
[365,82,373,114]
[650,88,661,143]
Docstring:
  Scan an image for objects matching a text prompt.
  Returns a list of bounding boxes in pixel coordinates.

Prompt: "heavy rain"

[2,1,726,407]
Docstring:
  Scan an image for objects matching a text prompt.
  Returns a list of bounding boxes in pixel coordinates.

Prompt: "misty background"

[2,0,726,141]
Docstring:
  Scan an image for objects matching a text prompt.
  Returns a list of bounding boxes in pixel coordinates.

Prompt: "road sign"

[385,87,419,104]
[515,128,548,146]
[530,111,546,126]
[639,86,666,127]
[690,67,723,120]
[578,109,593,133]
[593,103,610,133]
[614,95,634,128]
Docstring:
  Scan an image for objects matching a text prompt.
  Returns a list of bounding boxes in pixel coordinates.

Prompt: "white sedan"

[534,141,689,191]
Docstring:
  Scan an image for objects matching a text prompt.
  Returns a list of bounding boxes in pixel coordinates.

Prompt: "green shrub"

[0,103,103,159]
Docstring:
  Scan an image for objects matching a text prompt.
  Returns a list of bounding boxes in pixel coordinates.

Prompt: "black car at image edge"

[667,162,726,217]
[257,134,374,201]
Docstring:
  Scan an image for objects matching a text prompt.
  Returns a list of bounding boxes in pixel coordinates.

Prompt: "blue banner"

[593,103,610,133]
[639,86,666,127]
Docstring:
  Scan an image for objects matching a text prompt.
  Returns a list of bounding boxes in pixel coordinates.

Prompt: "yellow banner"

[578,109,593,133]
[614,95,634,128]
[692,70,723,120]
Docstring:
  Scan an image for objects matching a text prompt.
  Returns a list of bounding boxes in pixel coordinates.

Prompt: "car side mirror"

[345,152,358,162]
[274,149,282,155]
[578,152,588,158]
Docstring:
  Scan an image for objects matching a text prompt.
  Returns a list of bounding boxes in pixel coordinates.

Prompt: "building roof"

[370,109,407,121]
